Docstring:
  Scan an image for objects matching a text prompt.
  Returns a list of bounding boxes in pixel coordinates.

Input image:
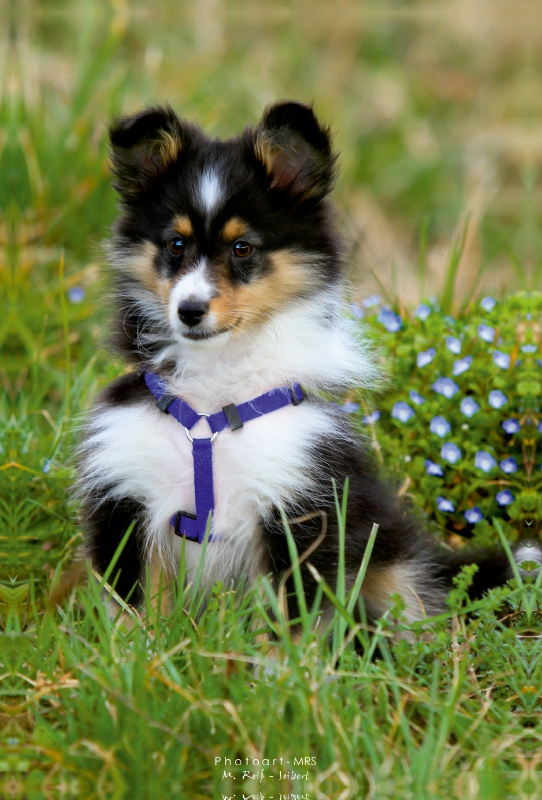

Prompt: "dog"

[77,101,523,637]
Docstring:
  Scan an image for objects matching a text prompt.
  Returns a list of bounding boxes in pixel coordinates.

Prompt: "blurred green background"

[7,0,542,304]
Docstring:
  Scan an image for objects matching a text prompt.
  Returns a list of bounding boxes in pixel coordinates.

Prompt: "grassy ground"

[2,1,542,797]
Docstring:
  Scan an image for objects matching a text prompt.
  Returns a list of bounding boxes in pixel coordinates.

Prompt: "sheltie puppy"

[78,101,519,634]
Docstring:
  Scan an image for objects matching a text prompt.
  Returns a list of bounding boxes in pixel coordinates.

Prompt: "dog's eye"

[168,237,185,256]
[232,241,252,258]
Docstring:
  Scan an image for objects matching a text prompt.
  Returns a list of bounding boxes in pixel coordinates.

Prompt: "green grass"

[2,2,542,797]
[3,510,542,798]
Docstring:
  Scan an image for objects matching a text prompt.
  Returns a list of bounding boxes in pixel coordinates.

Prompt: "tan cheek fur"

[122,241,172,304]
[208,249,313,331]
[360,563,445,624]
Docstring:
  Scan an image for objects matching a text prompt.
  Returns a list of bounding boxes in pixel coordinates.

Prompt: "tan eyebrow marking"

[222,217,248,242]
[173,215,194,237]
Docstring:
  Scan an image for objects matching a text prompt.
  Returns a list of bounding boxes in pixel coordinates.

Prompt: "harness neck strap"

[144,372,304,543]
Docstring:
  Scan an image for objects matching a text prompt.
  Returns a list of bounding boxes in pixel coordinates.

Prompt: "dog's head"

[108,101,340,361]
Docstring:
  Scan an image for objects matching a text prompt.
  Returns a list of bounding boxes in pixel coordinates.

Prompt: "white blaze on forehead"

[198,168,223,214]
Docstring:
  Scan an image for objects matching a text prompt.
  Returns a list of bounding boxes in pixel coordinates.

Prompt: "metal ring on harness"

[184,412,218,443]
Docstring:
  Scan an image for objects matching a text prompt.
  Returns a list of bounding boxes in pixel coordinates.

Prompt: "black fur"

[82,489,145,605]
[97,370,151,408]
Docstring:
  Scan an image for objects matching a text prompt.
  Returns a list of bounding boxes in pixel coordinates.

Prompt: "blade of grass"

[58,250,71,422]
[278,507,308,625]
[369,267,396,309]
[458,234,507,315]
[188,512,213,617]
[90,567,143,627]
[346,522,379,616]
[99,520,136,587]
[440,218,469,315]
[332,478,349,652]
[493,517,523,586]
[417,217,428,300]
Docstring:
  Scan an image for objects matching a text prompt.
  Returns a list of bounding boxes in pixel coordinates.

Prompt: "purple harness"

[144,372,304,543]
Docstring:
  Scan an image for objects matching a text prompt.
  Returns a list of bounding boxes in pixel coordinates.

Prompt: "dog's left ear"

[253,101,336,201]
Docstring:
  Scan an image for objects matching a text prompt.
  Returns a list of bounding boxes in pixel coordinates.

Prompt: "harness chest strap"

[144,372,304,543]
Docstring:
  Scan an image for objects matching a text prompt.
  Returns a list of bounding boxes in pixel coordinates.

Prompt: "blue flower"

[417,348,436,368]
[362,294,381,308]
[502,418,520,434]
[340,402,359,413]
[350,303,364,319]
[437,496,455,513]
[363,410,381,424]
[425,459,444,476]
[538,421,542,433]
[430,416,451,437]
[432,377,460,398]
[521,344,537,353]
[493,351,511,369]
[68,286,85,303]
[378,307,402,332]
[452,356,472,376]
[43,459,51,474]
[409,390,425,406]
[441,443,462,464]
[480,296,496,312]
[460,397,480,418]
[496,490,514,507]
[391,402,415,423]
[478,324,495,343]
[415,303,431,321]
[446,336,462,355]
[464,507,483,524]
[488,390,507,409]
[500,457,518,474]
[475,450,497,472]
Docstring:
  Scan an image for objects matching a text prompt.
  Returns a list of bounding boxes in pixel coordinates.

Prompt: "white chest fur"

[83,395,339,587]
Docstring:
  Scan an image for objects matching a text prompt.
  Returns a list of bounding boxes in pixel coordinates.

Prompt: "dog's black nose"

[178,301,209,327]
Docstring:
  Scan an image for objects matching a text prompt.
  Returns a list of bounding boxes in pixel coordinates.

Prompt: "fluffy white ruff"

[80,289,378,592]
[155,288,379,408]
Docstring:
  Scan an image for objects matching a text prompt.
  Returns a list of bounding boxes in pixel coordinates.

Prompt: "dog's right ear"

[108,105,188,198]
[253,101,336,202]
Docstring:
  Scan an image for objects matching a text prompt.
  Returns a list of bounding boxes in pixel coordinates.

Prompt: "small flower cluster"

[352,291,542,544]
